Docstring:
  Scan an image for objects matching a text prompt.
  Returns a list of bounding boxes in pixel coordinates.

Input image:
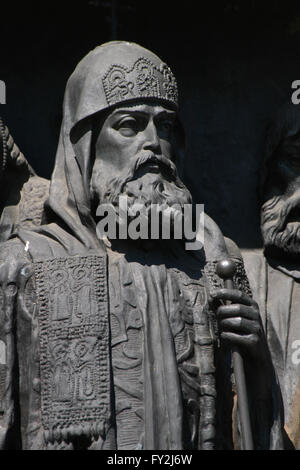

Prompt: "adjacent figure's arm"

[0,240,31,449]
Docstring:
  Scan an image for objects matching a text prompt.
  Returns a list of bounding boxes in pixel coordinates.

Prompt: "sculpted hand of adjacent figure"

[0,246,32,325]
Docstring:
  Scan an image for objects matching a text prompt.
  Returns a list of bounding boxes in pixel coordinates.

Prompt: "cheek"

[95,129,135,172]
[273,161,295,188]
[273,168,300,200]
[160,140,173,159]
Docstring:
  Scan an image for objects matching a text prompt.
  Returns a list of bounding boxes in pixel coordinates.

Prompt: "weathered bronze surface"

[243,102,300,449]
[0,117,49,242]
[0,42,286,450]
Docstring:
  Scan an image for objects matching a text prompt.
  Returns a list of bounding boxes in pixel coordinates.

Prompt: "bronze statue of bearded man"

[0,41,285,450]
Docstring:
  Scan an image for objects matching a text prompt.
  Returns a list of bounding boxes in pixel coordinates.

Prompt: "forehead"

[107,102,177,119]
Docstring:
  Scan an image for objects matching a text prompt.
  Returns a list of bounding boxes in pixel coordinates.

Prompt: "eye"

[161,121,172,131]
[158,119,174,137]
[115,117,138,137]
[285,153,300,168]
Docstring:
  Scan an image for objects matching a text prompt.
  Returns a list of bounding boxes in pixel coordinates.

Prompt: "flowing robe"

[0,239,285,449]
[243,249,300,449]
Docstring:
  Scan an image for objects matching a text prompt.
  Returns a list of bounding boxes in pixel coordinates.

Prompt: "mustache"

[114,152,184,197]
[261,190,300,255]
[280,191,300,226]
[262,190,300,231]
[90,151,187,207]
[133,152,177,177]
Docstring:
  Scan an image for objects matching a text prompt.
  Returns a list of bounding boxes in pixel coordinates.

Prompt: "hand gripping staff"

[216,259,254,450]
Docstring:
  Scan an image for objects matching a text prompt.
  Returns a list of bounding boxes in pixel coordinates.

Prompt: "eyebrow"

[111,108,176,118]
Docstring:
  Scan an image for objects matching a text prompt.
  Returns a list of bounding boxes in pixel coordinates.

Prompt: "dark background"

[1,0,300,248]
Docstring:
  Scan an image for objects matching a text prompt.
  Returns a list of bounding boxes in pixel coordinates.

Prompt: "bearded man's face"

[90,101,192,240]
[261,136,300,259]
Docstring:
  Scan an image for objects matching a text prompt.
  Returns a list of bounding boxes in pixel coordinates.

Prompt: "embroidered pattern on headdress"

[102,57,178,107]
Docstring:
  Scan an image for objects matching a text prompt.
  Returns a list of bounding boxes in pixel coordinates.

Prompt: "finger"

[217,303,259,321]
[211,288,255,306]
[220,332,259,350]
[0,263,8,284]
[219,317,261,335]
[19,264,33,289]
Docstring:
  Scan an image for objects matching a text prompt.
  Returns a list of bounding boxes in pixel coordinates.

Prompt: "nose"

[288,176,300,195]
[142,119,161,154]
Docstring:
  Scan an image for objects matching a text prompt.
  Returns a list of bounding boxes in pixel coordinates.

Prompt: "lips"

[139,160,160,172]
[135,155,174,179]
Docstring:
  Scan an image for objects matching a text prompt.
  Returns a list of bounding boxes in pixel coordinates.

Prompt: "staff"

[216,259,254,450]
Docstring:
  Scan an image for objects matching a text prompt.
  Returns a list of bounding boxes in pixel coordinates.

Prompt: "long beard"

[91,152,192,240]
[261,192,300,258]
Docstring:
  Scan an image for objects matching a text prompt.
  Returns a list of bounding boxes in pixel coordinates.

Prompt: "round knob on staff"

[215,258,254,450]
[216,259,236,281]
